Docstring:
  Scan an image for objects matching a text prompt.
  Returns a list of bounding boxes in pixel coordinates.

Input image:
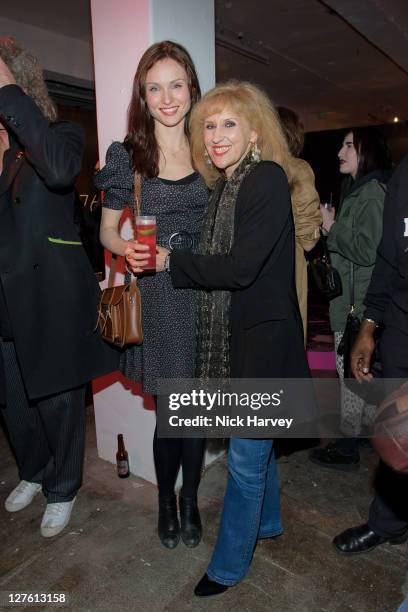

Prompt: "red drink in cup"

[136,215,156,271]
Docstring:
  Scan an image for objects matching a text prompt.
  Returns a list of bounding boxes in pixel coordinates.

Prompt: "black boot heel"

[179,495,202,548]
[158,495,180,549]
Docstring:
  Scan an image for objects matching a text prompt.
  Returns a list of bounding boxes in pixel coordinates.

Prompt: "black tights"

[153,425,205,499]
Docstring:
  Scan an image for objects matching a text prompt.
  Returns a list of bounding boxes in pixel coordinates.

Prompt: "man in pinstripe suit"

[0,39,118,537]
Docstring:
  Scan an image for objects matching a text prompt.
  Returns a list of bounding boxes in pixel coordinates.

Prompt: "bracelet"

[364,317,379,328]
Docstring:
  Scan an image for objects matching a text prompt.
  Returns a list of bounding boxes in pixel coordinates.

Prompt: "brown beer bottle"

[116,434,130,478]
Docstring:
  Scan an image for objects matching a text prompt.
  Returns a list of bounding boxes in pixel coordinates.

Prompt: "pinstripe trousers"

[0,339,86,502]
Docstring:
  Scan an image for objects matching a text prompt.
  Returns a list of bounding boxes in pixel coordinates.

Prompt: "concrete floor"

[0,411,407,612]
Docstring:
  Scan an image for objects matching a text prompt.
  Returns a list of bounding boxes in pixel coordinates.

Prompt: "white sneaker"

[5,480,42,512]
[40,497,76,538]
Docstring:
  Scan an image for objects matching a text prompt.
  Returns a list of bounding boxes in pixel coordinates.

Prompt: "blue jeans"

[207,438,282,586]
[398,596,408,612]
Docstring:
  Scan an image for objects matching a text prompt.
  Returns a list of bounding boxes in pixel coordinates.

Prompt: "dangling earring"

[204,149,213,166]
[250,142,261,162]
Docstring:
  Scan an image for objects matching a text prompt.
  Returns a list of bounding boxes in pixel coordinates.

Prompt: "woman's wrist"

[164,253,171,272]
[155,246,171,273]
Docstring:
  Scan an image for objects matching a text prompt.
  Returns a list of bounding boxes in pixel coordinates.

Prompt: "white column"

[90,0,216,483]
[150,0,215,95]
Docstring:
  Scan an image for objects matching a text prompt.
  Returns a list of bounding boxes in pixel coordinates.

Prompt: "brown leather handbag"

[96,174,143,348]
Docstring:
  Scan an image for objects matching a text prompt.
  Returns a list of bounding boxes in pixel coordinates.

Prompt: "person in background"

[333,154,408,554]
[94,41,207,550]
[310,127,392,470]
[0,38,118,537]
[277,107,321,343]
[126,80,311,598]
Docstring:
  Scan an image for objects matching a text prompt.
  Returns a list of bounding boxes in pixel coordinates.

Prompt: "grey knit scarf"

[195,155,258,380]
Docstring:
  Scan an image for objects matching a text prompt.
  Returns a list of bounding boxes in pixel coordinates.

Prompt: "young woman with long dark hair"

[94,41,207,550]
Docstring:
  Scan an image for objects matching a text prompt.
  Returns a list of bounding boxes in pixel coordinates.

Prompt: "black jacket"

[0,85,118,400]
[170,162,309,378]
[364,155,408,333]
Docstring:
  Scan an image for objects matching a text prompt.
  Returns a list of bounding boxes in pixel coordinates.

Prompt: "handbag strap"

[133,172,141,218]
[319,230,331,261]
[107,172,142,288]
[107,254,119,287]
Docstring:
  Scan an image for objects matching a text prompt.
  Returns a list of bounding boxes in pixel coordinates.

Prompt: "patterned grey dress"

[95,141,208,394]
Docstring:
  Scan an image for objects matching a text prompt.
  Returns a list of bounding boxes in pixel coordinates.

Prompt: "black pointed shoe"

[179,495,202,548]
[333,523,408,554]
[309,442,360,472]
[194,574,230,597]
[158,495,180,549]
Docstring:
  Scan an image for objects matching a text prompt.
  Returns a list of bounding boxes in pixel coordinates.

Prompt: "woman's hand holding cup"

[125,240,149,274]
[125,241,170,274]
[320,204,336,233]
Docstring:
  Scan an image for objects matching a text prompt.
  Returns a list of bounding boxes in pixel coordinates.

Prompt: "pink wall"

[90,0,150,162]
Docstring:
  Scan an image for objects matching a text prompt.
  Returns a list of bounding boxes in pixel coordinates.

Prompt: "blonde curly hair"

[0,37,57,122]
[189,80,291,188]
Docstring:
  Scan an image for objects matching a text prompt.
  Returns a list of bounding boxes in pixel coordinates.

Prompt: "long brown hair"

[277,106,304,157]
[190,81,291,188]
[125,40,201,177]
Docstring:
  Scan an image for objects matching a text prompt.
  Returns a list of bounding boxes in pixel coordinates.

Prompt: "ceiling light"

[216,35,270,65]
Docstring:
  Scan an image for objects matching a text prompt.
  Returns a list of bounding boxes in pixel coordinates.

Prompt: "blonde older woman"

[127,81,311,597]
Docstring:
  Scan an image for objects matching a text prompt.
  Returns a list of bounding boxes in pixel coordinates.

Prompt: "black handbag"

[337,262,383,404]
[309,233,343,300]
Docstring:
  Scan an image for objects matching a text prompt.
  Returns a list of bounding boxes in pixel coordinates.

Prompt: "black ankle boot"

[179,495,202,548]
[194,574,230,597]
[158,495,180,549]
